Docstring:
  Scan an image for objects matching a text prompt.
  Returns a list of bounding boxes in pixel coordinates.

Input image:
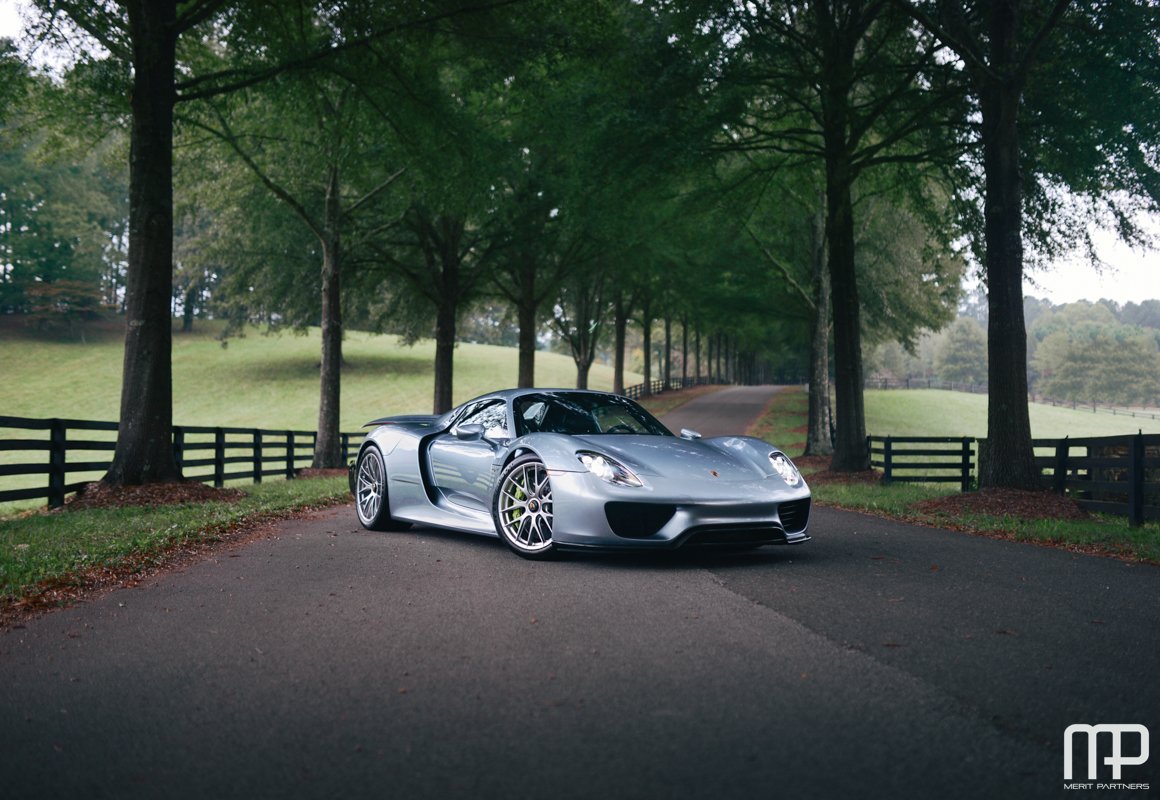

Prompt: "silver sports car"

[350,388,811,559]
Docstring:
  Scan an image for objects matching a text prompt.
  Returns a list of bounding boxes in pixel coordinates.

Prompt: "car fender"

[499,433,590,473]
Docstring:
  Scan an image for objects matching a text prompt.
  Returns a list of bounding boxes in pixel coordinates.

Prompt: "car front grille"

[605,502,677,538]
[778,498,811,533]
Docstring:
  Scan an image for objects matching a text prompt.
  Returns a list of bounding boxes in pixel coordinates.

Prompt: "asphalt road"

[1,388,1157,800]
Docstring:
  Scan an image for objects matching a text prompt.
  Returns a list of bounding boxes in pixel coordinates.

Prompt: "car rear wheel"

[355,445,410,532]
[493,455,556,560]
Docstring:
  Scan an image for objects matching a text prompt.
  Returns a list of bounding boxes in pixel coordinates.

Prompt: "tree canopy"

[2,0,1157,487]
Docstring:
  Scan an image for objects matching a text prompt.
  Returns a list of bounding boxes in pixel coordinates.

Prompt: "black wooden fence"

[1034,434,1160,526]
[867,432,1159,526]
[0,414,361,509]
[868,436,975,492]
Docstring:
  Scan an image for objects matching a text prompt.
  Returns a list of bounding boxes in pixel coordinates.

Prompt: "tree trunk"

[707,334,715,382]
[516,260,536,388]
[822,30,868,472]
[681,316,688,384]
[103,0,181,486]
[640,301,653,396]
[694,324,701,381]
[313,169,343,468]
[613,295,627,395]
[181,285,195,333]
[805,198,833,457]
[575,358,591,390]
[977,59,1038,487]
[663,316,672,389]
[434,289,456,414]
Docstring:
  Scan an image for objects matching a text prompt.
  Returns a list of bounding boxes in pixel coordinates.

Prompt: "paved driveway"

[1,387,1156,799]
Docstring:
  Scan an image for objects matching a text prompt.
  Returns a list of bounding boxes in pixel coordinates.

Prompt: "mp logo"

[1064,724,1150,781]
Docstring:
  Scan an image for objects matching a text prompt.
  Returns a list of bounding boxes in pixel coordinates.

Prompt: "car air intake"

[778,498,811,533]
[605,502,677,538]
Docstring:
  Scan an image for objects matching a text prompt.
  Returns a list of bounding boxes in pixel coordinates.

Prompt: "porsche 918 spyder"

[350,388,811,559]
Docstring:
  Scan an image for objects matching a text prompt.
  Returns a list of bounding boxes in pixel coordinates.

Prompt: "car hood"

[571,435,772,482]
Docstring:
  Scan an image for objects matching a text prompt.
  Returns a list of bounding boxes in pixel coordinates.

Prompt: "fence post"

[1053,437,1069,495]
[883,437,893,484]
[173,426,185,472]
[960,437,972,493]
[286,431,295,479]
[252,429,263,484]
[214,428,225,488]
[48,419,66,509]
[1128,432,1144,528]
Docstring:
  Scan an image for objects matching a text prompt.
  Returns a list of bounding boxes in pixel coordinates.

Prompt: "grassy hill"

[866,389,1160,439]
[0,322,642,431]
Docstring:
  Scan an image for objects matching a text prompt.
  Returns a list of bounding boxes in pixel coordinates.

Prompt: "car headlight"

[578,452,642,487]
[769,452,801,486]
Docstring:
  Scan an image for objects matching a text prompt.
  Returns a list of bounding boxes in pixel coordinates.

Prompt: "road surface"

[1,386,1156,799]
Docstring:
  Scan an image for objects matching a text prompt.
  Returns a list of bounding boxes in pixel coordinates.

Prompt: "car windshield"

[514,393,673,437]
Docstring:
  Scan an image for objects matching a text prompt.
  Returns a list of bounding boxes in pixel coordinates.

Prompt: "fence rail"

[868,436,975,492]
[0,414,362,509]
[866,432,1159,526]
[1033,434,1160,526]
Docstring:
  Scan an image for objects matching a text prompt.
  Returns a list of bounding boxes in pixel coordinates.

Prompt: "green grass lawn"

[866,389,1160,439]
[1,323,641,430]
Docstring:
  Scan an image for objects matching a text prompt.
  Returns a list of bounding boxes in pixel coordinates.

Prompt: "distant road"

[657,384,781,437]
[1,386,1157,799]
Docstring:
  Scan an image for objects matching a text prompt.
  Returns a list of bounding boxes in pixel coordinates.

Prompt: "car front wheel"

[493,455,556,560]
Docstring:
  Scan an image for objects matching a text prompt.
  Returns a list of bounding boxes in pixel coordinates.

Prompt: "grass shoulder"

[0,476,351,621]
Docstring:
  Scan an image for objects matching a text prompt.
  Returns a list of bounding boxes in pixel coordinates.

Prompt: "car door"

[427,399,511,513]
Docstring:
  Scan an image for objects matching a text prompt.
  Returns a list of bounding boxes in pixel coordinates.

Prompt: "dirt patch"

[795,456,884,486]
[297,467,349,479]
[913,488,1089,521]
[64,481,246,511]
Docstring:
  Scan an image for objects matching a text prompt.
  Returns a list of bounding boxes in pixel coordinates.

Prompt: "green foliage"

[0,77,128,315]
[1033,325,1160,406]
[934,317,986,385]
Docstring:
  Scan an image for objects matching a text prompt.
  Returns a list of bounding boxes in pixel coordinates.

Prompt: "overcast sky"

[2,0,1156,307]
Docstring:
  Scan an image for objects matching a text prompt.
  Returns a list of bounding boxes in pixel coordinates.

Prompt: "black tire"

[354,445,411,532]
[492,454,557,560]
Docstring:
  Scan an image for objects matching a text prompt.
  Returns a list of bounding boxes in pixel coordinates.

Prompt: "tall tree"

[27,0,523,484]
[899,0,1160,487]
[185,18,406,466]
[718,0,966,470]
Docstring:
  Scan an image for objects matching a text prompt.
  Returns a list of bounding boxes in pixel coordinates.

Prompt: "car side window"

[458,400,510,439]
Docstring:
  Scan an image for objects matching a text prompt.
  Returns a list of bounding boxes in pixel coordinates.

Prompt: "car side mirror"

[680,428,702,440]
[456,423,485,441]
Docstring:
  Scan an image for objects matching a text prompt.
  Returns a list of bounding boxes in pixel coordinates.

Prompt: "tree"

[26,0,524,484]
[935,317,987,384]
[718,0,967,471]
[898,0,1160,487]
[551,266,610,389]
[184,15,408,466]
